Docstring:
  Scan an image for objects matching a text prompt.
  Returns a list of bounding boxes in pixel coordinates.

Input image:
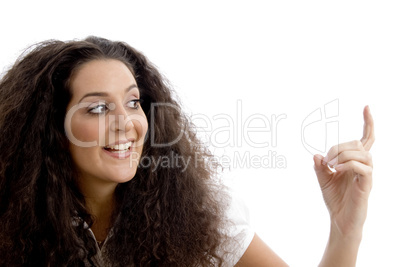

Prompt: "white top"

[217,191,255,266]
[85,192,255,266]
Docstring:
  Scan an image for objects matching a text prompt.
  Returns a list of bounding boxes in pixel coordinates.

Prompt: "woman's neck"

[78,179,118,243]
[86,191,115,221]
[87,191,116,244]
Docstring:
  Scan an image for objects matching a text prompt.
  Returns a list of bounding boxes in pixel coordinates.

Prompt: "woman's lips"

[102,145,133,159]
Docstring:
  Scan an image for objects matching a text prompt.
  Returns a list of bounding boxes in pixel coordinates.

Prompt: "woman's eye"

[88,104,108,114]
[127,99,141,110]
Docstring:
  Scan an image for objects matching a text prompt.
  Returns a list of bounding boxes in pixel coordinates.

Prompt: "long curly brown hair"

[0,36,232,266]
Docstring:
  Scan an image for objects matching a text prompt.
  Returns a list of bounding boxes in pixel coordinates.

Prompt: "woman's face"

[65,59,148,189]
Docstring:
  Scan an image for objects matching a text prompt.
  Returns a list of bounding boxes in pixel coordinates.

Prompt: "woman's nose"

[110,114,135,133]
[109,104,135,133]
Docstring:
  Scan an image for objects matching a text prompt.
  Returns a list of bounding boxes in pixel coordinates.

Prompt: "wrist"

[329,220,363,244]
[318,223,363,267]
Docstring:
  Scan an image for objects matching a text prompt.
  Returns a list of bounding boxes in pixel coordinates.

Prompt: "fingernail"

[328,158,337,167]
[322,156,328,165]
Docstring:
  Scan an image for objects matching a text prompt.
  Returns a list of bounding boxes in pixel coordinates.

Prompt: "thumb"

[313,154,332,185]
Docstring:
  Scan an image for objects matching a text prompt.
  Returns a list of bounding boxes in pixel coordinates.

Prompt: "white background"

[0,1,401,266]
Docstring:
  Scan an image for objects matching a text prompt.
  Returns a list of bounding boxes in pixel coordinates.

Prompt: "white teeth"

[105,141,132,151]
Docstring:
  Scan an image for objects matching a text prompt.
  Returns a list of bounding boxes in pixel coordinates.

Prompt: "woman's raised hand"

[313,106,375,237]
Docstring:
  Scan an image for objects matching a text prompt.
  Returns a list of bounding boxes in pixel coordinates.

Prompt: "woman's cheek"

[135,115,148,145]
[71,117,101,144]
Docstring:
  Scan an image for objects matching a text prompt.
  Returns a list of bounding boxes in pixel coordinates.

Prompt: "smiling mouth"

[103,141,133,153]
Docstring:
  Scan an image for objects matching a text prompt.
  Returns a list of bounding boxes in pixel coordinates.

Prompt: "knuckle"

[337,151,346,162]
[365,152,373,167]
[367,167,373,176]
[348,160,356,168]
[354,139,363,149]
[328,145,338,155]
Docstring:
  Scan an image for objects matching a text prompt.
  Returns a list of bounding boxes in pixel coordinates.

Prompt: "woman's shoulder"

[217,187,255,266]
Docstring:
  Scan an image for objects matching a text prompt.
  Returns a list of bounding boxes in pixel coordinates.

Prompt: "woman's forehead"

[69,59,138,101]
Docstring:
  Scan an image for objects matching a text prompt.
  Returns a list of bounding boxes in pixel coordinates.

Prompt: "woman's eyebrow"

[126,84,138,92]
[78,84,138,103]
[126,84,139,95]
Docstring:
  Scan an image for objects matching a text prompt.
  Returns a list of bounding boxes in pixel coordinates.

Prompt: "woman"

[0,36,374,266]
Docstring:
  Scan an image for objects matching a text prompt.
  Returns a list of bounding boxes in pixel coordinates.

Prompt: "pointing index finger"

[360,105,375,151]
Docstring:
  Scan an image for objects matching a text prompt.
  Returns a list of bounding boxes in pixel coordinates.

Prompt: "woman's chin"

[109,171,137,184]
